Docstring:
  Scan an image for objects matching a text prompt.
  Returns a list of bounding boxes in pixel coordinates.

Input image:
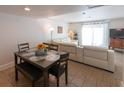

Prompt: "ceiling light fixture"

[24,7,31,11]
[82,12,86,15]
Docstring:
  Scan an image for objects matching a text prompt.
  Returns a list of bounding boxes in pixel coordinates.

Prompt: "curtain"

[81,21,109,48]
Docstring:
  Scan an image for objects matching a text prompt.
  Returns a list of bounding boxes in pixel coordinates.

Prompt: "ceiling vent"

[87,5,104,9]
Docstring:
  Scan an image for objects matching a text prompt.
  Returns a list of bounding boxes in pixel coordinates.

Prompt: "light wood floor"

[0,52,123,87]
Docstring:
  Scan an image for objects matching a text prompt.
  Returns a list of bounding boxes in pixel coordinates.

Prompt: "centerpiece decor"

[35,43,47,56]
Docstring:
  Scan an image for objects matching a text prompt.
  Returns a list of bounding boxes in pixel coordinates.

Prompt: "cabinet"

[110,38,124,48]
[122,40,124,47]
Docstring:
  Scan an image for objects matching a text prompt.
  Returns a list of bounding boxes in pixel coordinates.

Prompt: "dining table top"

[14,49,66,70]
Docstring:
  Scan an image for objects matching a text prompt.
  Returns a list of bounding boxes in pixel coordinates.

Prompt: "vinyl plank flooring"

[0,52,123,87]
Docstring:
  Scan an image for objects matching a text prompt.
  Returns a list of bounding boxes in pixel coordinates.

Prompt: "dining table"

[14,48,66,87]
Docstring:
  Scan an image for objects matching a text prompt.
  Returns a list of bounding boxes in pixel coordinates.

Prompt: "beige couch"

[83,46,115,72]
[54,42,115,72]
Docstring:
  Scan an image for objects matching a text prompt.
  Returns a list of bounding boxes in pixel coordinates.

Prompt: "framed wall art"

[57,26,63,34]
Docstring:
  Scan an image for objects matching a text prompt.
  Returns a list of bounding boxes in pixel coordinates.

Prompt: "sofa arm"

[108,50,115,72]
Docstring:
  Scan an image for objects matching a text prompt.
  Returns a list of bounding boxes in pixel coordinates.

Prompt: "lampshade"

[49,27,54,32]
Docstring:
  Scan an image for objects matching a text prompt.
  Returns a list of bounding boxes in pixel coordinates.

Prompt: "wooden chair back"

[18,43,29,52]
[49,44,58,51]
[43,42,50,49]
[58,52,69,69]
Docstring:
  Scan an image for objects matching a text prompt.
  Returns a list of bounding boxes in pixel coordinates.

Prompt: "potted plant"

[35,43,48,56]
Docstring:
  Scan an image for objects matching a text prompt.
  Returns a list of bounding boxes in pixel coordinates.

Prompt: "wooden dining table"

[14,49,62,87]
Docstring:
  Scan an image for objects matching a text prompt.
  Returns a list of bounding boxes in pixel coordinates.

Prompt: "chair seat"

[16,62,43,81]
[48,64,65,77]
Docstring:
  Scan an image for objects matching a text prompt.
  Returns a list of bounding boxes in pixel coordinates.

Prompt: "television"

[110,29,124,39]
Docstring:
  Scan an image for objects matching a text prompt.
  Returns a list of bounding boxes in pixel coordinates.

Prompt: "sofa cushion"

[83,46,108,51]
[83,46,108,61]
[83,56,108,70]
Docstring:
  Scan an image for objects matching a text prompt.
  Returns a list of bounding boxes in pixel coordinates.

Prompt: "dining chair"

[49,44,58,51]
[43,42,50,49]
[15,62,43,86]
[18,43,30,63]
[18,43,30,52]
[15,43,43,87]
[48,52,69,87]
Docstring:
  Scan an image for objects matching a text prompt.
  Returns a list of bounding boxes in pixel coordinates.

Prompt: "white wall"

[37,18,68,41]
[0,13,43,66]
[0,13,68,68]
[109,18,124,28]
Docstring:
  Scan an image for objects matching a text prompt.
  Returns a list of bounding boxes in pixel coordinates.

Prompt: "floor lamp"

[50,28,54,44]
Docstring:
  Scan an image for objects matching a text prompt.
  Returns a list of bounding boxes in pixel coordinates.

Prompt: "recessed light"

[82,12,86,15]
[24,7,30,11]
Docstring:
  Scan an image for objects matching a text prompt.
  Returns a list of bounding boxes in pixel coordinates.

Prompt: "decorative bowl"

[35,49,47,56]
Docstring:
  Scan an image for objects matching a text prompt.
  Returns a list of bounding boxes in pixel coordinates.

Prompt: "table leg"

[43,69,49,87]
[15,68,18,81]
[14,54,18,81]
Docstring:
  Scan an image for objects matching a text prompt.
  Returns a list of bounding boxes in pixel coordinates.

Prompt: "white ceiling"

[0,5,91,18]
[0,5,124,23]
[49,5,124,23]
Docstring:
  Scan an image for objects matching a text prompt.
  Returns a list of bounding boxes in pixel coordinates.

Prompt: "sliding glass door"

[81,22,109,48]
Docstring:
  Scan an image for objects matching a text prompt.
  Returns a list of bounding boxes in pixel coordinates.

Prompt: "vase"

[35,49,47,56]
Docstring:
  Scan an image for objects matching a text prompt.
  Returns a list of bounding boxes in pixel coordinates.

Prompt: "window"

[81,22,109,48]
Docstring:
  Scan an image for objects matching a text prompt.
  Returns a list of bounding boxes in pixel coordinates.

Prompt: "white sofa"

[53,42,115,72]
[83,46,115,72]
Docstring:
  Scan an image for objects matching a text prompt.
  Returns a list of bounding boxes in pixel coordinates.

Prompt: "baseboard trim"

[0,61,14,71]
[120,81,124,87]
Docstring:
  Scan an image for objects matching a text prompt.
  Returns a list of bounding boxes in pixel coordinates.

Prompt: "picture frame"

[57,26,63,34]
